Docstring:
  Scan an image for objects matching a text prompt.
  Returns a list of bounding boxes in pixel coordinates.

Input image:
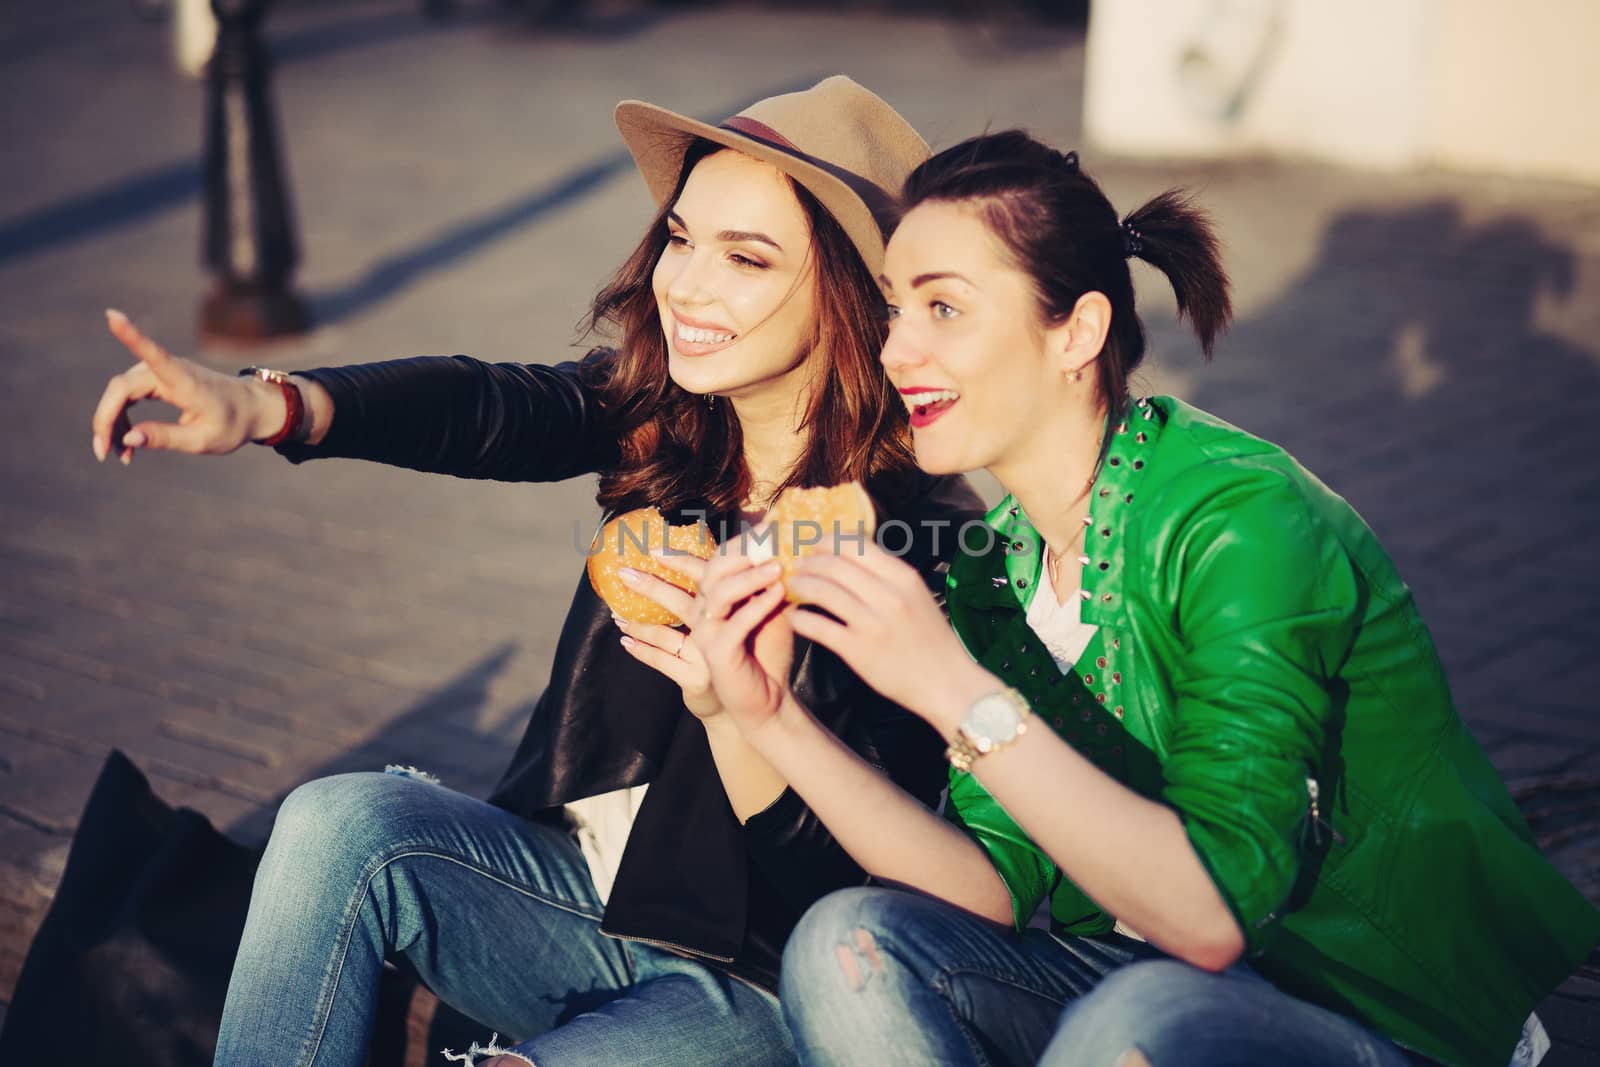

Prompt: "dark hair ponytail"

[900,131,1232,407]
[1120,190,1230,359]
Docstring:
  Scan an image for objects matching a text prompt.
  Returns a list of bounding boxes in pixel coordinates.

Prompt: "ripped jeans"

[780,887,1433,1067]
[214,771,794,1067]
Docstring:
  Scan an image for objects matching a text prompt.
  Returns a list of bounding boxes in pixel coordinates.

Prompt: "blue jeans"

[214,771,794,1067]
[780,887,1430,1067]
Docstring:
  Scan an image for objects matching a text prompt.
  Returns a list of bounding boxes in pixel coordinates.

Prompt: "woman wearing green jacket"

[661,131,1600,1066]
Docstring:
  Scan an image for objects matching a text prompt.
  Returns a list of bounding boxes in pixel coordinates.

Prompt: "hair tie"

[1121,221,1143,258]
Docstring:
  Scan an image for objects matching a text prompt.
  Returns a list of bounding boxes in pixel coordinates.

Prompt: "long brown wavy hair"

[578,139,917,517]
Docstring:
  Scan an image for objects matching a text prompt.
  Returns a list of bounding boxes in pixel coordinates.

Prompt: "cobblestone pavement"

[2,0,1597,1040]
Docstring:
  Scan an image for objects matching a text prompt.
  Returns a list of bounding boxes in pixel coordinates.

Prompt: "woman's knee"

[1044,959,1228,1066]
[782,884,976,1047]
[264,772,417,872]
[782,886,934,996]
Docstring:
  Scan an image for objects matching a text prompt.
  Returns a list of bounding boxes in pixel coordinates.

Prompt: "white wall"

[1083,0,1600,183]
[1428,0,1600,182]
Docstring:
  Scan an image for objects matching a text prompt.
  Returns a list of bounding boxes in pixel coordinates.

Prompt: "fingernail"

[92,435,106,462]
[119,451,132,467]
[759,560,782,575]
[618,568,640,585]
[619,635,636,650]
[122,429,146,448]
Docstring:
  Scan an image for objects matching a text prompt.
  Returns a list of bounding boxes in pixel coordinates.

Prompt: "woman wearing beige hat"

[89,77,980,1067]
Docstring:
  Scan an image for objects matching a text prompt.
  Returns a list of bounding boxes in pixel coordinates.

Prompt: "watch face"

[965,693,1022,748]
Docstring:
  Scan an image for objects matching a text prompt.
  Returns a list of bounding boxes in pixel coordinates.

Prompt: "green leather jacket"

[943,396,1600,1067]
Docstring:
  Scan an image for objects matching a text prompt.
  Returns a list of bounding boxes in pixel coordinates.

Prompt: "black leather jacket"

[278,353,986,991]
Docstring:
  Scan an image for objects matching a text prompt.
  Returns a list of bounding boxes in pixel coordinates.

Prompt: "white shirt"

[1023,553,1099,672]
[565,785,648,905]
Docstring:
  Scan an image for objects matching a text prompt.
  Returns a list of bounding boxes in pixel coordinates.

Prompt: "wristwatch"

[238,366,306,446]
[946,687,1031,771]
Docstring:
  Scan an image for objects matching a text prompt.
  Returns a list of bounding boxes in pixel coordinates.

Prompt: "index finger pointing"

[105,309,185,387]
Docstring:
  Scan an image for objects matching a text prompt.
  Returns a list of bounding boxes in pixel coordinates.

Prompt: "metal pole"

[199,0,309,343]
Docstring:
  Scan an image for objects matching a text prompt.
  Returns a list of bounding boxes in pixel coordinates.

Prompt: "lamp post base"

[199,280,309,345]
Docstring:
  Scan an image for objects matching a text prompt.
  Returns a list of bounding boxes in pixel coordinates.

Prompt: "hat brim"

[614,99,893,275]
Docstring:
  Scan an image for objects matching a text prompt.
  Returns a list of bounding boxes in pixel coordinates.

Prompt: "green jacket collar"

[947,396,1169,623]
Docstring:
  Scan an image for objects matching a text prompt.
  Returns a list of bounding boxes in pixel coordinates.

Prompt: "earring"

[1069,369,1083,384]
[705,394,717,409]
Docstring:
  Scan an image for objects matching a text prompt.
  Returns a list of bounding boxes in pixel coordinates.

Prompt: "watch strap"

[239,366,305,447]
[946,687,1030,772]
[946,731,982,773]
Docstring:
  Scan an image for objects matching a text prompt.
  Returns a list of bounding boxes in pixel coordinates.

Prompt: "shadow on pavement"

[306,151,632,326]
[225,639,538,847]
[0,163,201,268]
[0,63,820,320]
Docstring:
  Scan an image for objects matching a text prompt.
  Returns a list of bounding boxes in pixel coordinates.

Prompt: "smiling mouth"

[673,319,738,353]
[902,389,960,427]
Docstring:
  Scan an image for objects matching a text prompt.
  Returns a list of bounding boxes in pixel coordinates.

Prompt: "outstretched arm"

[92,310,328,463]
[274,354,617,481]
[90,310,618,481]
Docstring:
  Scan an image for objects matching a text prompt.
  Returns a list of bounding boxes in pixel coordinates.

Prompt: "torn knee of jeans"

[835,928,885,991]
[384,763,442,786]
[853,928,882,971]
[440,1032,534,1066]
[1113,1048,1153,1067]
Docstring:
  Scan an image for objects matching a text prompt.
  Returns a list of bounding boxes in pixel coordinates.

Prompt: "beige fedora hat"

[614,76,928,274]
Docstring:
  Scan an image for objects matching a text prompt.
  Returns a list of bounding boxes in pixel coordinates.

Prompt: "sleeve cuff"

[271,367,348,463]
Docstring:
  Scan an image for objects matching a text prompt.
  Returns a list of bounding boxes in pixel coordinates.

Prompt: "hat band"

[719,115,802,155]
[718,111,899,253]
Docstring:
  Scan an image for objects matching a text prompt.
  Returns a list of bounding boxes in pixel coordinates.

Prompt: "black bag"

[0,750,263,1067]
[0,750,479,1067]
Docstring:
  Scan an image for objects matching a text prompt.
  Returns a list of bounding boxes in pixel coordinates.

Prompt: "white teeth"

[902,389,960,411]
[676,323,735,345]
